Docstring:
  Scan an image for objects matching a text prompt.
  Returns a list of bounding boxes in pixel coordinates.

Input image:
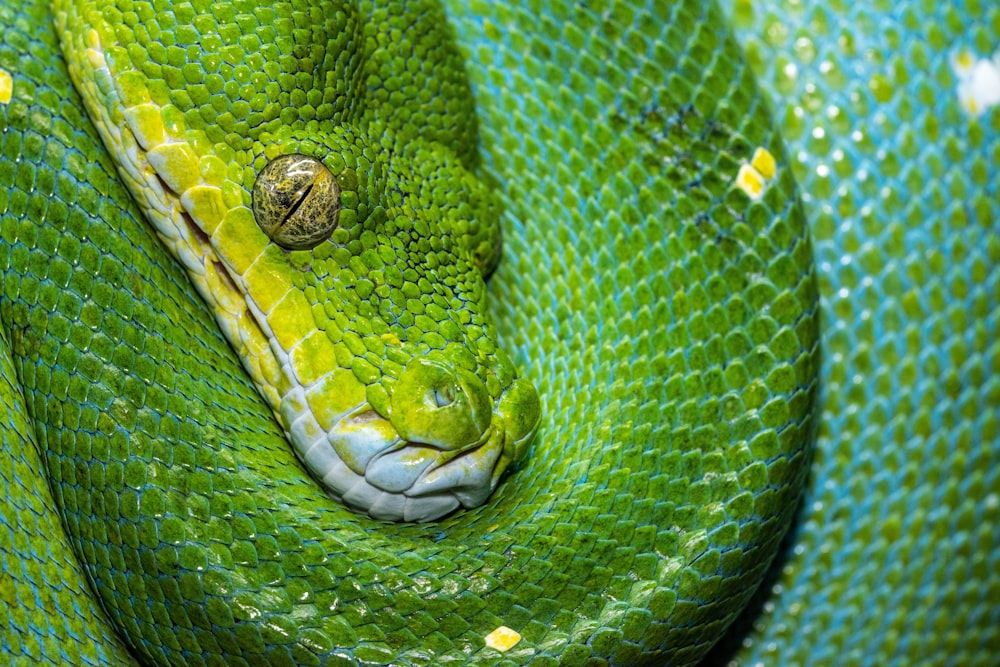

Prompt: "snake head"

[236,107,544,519]
[251,138,540,518]
[55,0,540,522]
[239,127,540,522]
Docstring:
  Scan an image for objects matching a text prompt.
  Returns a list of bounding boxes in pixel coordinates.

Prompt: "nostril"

[390,357,492,449]
[496,377,541,461]
[432,386,455,408]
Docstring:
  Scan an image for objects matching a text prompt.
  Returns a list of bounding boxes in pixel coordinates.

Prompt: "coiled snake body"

[1,0,997,665]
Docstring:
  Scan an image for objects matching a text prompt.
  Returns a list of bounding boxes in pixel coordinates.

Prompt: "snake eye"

[252,154,340,250]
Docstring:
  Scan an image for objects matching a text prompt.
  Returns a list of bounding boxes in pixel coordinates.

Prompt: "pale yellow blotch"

[293,412,325,444]
[243,248,295,313]
[245,352,284,405]
[123,104,166,150]
[336,416,398,472]
[235,310,286,398]
[147,143,200,193]
[85,29,105,69]
[115,71,152,107]
[204,260,245,316]
[282,389,309,418]
[381,333,402,347]
[214,208,269,274]
[751,147,777,180]
[736,163,766,199]
[484,626,521,652]
[0,69,12,104]
[955,50,975,72]
[268,290,317,352]
[953,50,1000,116]
[305,369,367,430]
[290,332,339,386]
[181,185,227,235]
[199,155,228,186]
[245,338,288,398]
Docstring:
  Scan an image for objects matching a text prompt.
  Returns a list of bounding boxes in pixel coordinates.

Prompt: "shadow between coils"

[697,481,812,666]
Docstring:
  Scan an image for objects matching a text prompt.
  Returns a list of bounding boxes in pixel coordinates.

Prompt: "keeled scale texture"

[443,0,999,664]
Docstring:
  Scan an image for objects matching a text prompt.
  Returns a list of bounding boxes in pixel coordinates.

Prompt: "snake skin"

[706,2,1000,663]
[0,1,997,666]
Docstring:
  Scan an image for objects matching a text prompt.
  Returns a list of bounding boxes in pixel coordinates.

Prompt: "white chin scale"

[290,405,503,522]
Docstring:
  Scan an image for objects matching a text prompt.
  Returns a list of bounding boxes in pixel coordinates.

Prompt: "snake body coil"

[1,0,997,666]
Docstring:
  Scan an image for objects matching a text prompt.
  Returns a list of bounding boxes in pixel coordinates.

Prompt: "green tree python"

[1,0,997,664]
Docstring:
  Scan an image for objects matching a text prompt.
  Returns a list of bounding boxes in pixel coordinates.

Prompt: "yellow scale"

[735,146,778,199]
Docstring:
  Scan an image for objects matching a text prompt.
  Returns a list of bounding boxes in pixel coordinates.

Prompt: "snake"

[1,0,997,664]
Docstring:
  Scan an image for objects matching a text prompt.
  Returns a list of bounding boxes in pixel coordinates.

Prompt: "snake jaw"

[299,405,514,522]
[295,359,539,522]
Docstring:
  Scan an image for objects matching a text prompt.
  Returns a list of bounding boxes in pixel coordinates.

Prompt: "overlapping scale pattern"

[699,2,1000,664]
[6,0,989,665]
[4,0,816,662]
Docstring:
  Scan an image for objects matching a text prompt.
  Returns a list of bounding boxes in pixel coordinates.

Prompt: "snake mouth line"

[294,402,510,522]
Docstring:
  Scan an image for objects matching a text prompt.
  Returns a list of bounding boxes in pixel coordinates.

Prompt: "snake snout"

[389,357,492,449]
[495,377,541,462]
